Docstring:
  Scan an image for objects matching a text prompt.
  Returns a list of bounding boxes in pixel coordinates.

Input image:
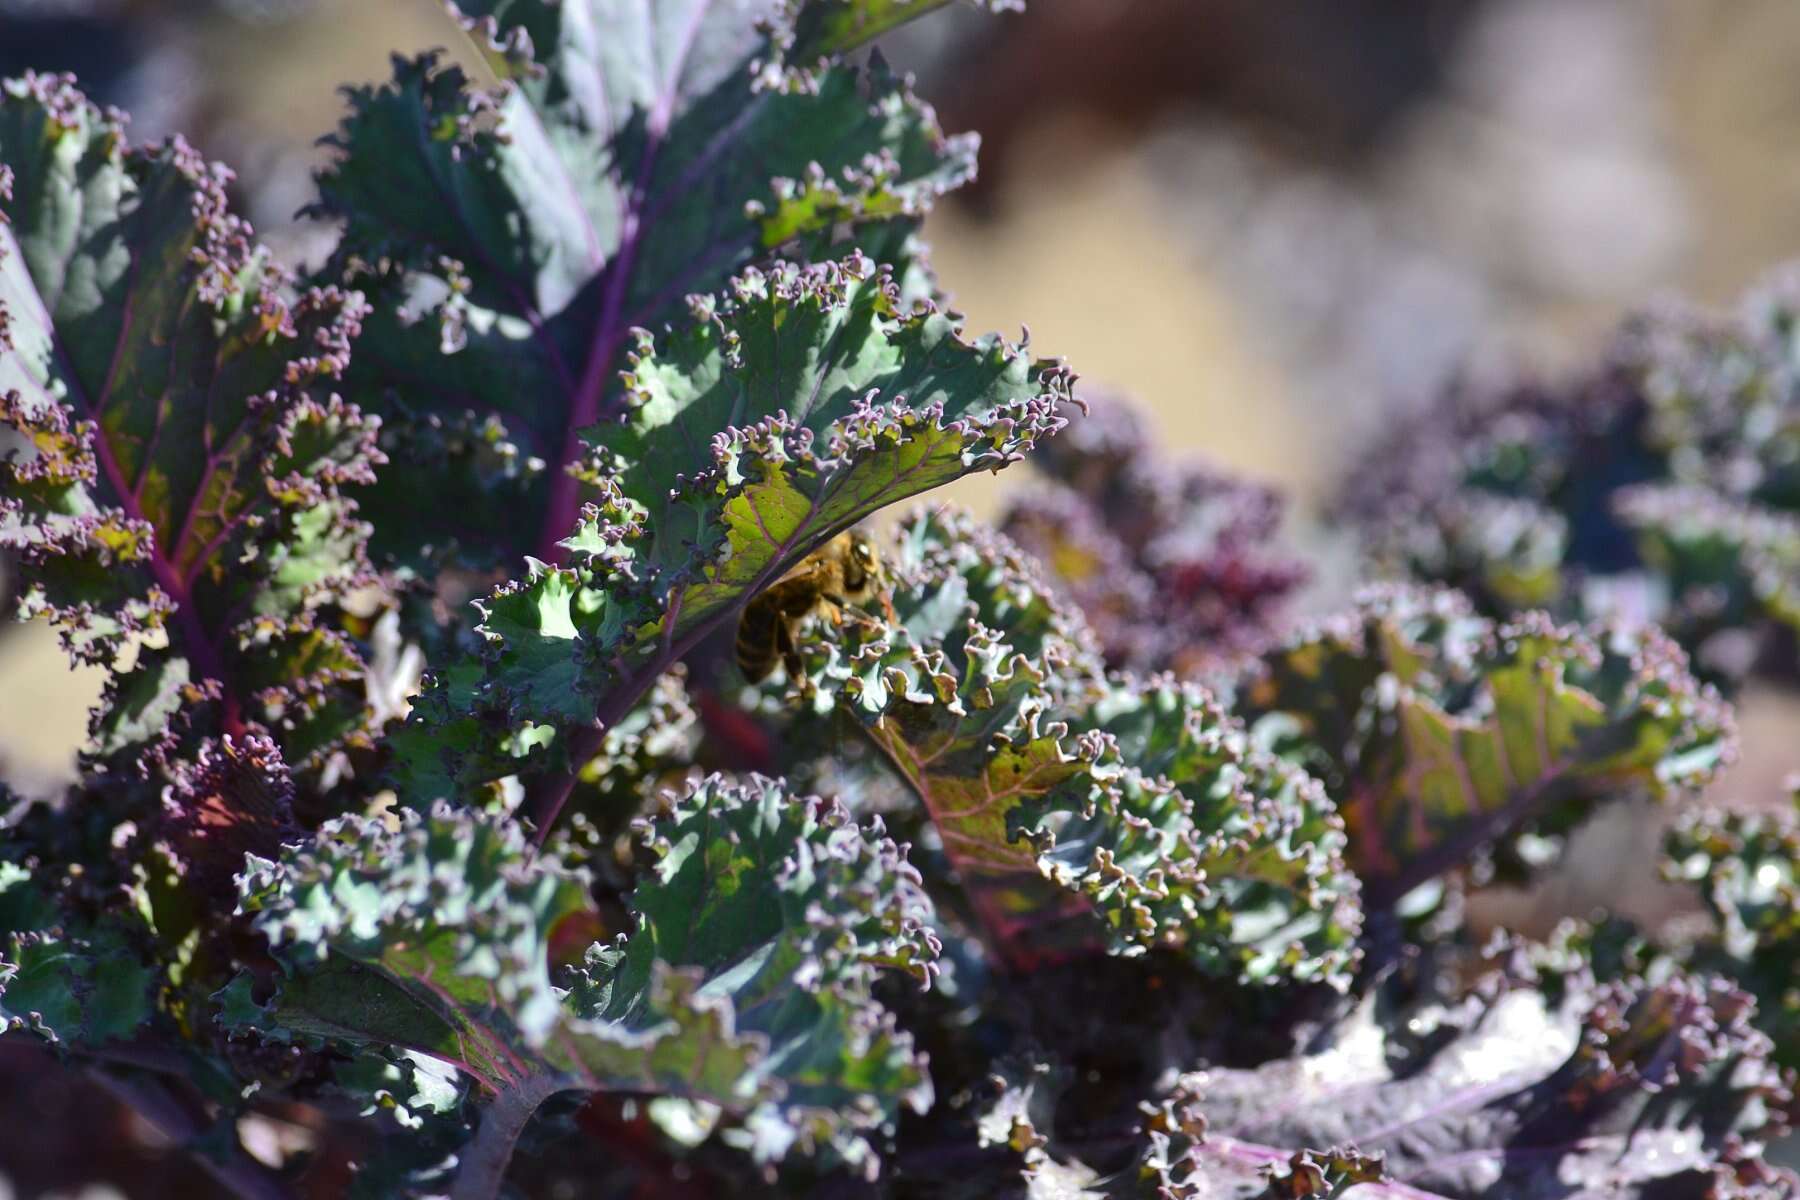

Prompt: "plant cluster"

[2,3,1799,1198]
[1345,269,1800,687]
[997,394,1308,680]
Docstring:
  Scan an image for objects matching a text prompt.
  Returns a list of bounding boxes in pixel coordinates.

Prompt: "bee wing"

[749,558,826,614]
[769,551,827,587]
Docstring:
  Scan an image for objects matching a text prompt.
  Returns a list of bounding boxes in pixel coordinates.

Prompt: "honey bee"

[736,530,890,683]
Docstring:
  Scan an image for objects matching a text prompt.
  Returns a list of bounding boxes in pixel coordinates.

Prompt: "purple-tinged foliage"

[228,775,938,1188]
[0,75,389,1101]
[4,4,1800,1197]
[157,733,300,903]
[914,957,1799,1197]
[1348,266,1800,689]
[0,73,383,773]
[1665,798,1800,1073]
[1002,394,1308,679]
[790,507,1360,985]
[1176,971,1798,1199]
[1237,585,1734,911]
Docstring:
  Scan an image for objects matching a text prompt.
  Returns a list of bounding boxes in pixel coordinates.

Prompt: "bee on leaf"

[736,530,893,684]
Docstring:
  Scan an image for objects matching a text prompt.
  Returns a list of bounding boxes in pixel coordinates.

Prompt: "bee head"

[845,531,884,594]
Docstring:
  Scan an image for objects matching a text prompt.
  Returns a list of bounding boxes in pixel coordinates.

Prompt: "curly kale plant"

[999,393,1308,680]
[1346,267,1800,690]
[3,4,1800,1198]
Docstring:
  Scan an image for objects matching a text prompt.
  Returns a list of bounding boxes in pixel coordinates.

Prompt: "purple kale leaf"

[1236,586,1733,911]
[228,773,938,1186]
[787,507,1360,985]
[1346,266,1800,689]
[0,74,382,774]
[390,255,1072,835]
[1001,394,1307,679]
[1180,971,1797,1199]
[1665,797,1800,1073]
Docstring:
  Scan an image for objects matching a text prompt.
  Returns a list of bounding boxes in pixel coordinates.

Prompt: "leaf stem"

[526,616,718,844]
[532,1,714,565]
[450,1071,572,1200]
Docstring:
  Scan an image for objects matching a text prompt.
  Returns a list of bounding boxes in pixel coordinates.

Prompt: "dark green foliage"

[227,777,935,1183]
[4,3,1800,1198]
[584,774,938,1172]
[0,862,154,1046]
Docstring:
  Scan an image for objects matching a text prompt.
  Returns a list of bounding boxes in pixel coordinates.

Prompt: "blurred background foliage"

[7,0,1800,1191]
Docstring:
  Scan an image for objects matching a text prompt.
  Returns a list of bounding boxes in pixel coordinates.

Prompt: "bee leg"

[838,602,884,630]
